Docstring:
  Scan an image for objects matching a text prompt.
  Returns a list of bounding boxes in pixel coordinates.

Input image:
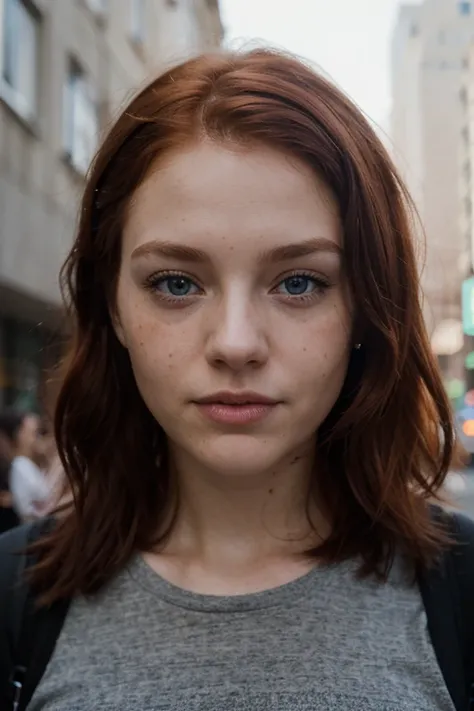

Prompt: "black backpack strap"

[0,524,32,689]
[449,512,474,710]
[419,508,474,711]
[12,585,71,711]
[0,520,71,711]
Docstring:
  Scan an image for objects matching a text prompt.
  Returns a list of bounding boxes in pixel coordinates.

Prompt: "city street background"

[1,0,474,517]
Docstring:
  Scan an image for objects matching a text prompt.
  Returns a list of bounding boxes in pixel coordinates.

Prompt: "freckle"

[303,347,307,352]
[268,488,274,494]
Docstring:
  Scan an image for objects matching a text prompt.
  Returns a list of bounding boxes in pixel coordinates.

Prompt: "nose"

[205,290,269,373]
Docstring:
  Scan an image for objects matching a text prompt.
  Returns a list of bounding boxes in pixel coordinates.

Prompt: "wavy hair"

[31,49,458,603]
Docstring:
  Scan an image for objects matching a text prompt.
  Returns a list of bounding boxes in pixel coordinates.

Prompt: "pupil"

[286,276,308,295]
[169,277,189,296]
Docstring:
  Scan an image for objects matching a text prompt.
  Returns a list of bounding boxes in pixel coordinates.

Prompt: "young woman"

[0,410,51,524]
[0,49,470,710]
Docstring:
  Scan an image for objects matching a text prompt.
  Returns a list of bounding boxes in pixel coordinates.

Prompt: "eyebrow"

[131,237,342,263]
[262,238,342,262]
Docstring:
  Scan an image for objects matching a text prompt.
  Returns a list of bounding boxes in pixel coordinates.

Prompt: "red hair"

[31,49,457,603]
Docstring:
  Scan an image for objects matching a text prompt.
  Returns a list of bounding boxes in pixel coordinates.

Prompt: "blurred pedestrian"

[0,410,51,522]
[0,49,473,711]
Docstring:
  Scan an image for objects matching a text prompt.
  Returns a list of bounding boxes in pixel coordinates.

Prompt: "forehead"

[123,141,341,259]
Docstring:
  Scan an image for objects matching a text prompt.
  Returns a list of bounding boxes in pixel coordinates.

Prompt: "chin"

[191,434,291,478]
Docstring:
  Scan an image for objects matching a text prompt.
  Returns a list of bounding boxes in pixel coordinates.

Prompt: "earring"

[354,343,362,350]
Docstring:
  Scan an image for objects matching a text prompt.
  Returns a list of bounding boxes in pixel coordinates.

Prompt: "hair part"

[30,48,458,603]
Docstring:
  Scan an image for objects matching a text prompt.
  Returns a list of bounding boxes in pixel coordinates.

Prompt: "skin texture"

[115,141,353,593]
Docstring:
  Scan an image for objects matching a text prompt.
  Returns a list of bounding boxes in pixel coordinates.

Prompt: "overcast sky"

[220,0,420,131]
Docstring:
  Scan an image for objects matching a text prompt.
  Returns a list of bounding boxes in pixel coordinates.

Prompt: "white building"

[391,0,474,365]
[460,42,474,276]
[0,0,222,410]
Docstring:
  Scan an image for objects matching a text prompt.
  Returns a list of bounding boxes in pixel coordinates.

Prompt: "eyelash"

[143,270,331,305]
[274,270,331,303]
[144,270,203,303]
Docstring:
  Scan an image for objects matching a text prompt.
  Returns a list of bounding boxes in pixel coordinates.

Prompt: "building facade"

[0,0,222,411]
[391,0,474,371]
[459,41,474,389]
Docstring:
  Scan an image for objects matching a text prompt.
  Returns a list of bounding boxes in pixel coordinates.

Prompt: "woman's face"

[116,142,353,477]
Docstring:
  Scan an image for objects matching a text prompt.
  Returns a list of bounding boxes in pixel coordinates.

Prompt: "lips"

[193,392,280,425]
[195,391,279,406]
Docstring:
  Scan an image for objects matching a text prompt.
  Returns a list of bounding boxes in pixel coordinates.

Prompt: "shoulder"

[448,509,474,542]
[0,520,54,634]
[432,507,474,551]
[442,510,474,599]
[0,523,33,588]
[0,520,51,579]
[0,522,31,556]
[0,524,33,665]
[423,508,474,642]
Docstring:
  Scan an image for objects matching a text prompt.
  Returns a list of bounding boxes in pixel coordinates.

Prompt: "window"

[460,2,471,16]
[63,60,98,174]
[130,0,145,43]
[0,0,39,122]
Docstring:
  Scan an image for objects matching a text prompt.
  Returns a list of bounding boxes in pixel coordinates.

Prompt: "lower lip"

[196,403,277,424]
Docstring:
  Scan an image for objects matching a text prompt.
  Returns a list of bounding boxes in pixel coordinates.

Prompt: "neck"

[162,443,328,567]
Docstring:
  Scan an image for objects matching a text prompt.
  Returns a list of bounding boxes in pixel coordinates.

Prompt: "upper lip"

[195,391,279,405]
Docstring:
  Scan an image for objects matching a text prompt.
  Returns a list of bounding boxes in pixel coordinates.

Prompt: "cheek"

[127,330,180,381]
[120,306,192,390]
[282,299,351,367]
[282,305,351,411]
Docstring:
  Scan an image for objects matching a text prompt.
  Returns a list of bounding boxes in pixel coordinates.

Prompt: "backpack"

[0,509,473,711]
[0,520,70,711]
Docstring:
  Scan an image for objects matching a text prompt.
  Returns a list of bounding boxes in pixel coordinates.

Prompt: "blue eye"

[152,275,199,297]
[277,274,324,296]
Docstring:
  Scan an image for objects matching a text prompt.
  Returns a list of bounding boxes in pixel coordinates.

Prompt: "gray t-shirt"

[30,553,454,711]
